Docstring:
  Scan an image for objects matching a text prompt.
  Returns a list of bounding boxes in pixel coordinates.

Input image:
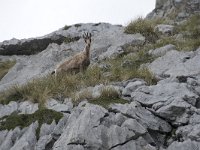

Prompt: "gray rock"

[147,0,200,21]
[122,80,146,97]
[18,101,38,114]
[154,24,174,35]
[0,101,18,118]
[122,119,147,135]
[110,102,171,133]
[10,122,38,150]
[35,135,52,150]
[149,44,176,57]
[0,101,38,119]
[131,82,198,125]
[0,130,8,146]
[167,139,200,150]
[107,124,136,148]
[39,121,56,137]
[45,99,73,113]
[0,128,21,150]
[148,49,200,78]
[53,104,107,150]
[52,115,70,137]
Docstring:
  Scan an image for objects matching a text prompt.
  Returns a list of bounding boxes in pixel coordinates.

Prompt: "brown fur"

[52,33,92,76]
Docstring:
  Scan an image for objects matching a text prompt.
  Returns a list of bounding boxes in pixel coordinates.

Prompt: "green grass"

[175,14,200,39]
[0,60,16,80]
[63,25,71,30]
[89,87,127,108]
[124,17,163,43]
[0,108,63,139]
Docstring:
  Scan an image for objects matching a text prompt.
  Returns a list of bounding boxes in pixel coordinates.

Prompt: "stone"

[53,104,107,150]
[45,99,73,113]
[131,82,198,125]
[18,101,38,114]
[0,127,21,150]
[35,135,52,150]
[167,139,200,150]
[110,102,172,133]
[149,44,176,57]
[148,49,200,78]
[154,24,174,35]
[0,101,18,118]
[10,122,38,150]
[39,121,56,137]
[147,0,200,21]
[122,80,146,97]
[121,119,147,135]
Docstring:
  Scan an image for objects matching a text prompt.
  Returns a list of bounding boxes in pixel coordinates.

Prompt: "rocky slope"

[147,0,200,21]
[0,1,200,150]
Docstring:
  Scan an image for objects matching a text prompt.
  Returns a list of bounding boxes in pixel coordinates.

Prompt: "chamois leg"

[80,64,84,74]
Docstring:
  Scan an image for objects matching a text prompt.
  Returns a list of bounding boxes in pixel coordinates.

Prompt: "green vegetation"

[64,36,80,44]
[0,108,63,138]
[89,87,127,108]
[63,25,71,30]
[0,60,16,80]
[175,14,200,39]
[124,17,163,43]
[74,24,82,27]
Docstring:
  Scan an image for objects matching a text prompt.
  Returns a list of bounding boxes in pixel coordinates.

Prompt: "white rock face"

[147,0,200,21]
[148,49,200,78]
[0,101,38,118]
[149,44,176,57]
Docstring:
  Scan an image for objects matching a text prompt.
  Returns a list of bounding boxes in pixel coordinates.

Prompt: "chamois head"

[83,32,92,45]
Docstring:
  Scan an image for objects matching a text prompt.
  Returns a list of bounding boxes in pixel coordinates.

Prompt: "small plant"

[74,24,82,27]
[125,17,159,43]
[0,60,16,80]
[64,36,80,44]
[63,25,71,30]
[89,87,127,108]
[0,108,63,139]
[176,14,200,39]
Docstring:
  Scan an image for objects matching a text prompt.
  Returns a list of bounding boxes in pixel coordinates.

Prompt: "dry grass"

[124,17,164,43]
[0,60,16,80]
[89,87,127,108]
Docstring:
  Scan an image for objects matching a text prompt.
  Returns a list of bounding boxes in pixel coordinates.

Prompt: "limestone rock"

[147,0,200,21]
[167,139,200,150]
[149,44,176,57]
[122,80,146,97]
[10,122,38,150]
[154,24,174,35]
[131,82,198,125]
[148,49,200,78]
[0,101,18,118]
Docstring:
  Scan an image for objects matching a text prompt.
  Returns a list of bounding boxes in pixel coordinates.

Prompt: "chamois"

[52,32,92,76]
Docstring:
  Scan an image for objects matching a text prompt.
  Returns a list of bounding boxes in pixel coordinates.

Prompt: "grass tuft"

[0,60,16,80]
[89,87,127,108]
[124,17,160,43]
